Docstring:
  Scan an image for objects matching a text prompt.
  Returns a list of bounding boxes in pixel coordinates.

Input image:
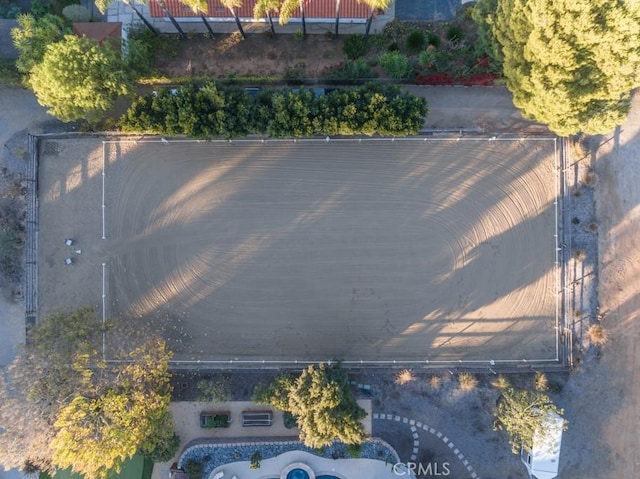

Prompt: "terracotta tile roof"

[149,0,371,20]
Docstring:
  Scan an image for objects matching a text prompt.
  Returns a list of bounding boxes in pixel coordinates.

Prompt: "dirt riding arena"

[37,137,561,365]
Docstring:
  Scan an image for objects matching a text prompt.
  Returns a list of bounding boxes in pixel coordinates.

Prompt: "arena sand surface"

[38,137,559,364]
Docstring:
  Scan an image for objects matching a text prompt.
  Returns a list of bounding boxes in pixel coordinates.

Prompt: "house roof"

[72,22,122,43]
[149,0,371,19]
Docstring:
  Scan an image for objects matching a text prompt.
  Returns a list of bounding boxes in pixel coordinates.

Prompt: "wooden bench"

[242,410,273,427]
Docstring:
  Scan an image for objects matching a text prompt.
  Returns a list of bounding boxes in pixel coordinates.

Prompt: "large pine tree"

[485,0,640,136]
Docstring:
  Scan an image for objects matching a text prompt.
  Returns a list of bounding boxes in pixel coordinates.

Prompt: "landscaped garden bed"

[137,4,500,88]
[178,439,399,479]
[199,411,231,429]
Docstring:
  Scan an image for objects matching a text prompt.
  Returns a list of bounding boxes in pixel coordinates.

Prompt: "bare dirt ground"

[571,91,640,477]
[38,138,558,365]
[0,85,56,366]
[155,32,351,80]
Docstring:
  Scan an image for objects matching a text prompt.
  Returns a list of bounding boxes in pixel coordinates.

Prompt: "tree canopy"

[0,307,178,477]
[120,82,428,138]
[29,34,131,122]
[254,363,367,448]
[493,387,567,454]
[11,13,69,75]
[482,0,640,136]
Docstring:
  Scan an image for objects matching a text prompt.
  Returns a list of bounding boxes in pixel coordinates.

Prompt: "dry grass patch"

[534,372,549,391]
[588,324,609,346]
[491,374,510,390]
[395,369,416,385]
[429,375,443,389]
[457,373,478,392]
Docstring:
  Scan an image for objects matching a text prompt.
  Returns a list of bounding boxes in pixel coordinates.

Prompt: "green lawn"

[42,455,153,479]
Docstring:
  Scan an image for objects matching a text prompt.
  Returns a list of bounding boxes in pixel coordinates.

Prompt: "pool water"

[286,469,310,479]
[317,476,340,479]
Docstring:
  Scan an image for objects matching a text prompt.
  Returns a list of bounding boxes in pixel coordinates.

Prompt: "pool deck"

[152,400,372,479]
[207,450,407,479]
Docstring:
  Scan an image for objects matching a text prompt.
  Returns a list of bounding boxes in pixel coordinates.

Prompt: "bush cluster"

[120,82,428,138]
[377,51,410,79]
[321,59,374,82]
[343,34,368,60]
[406,30,426,53]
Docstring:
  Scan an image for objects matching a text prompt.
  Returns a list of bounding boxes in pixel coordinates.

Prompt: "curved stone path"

[374,412,479,479]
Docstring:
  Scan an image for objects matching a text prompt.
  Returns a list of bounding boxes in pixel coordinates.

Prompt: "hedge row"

[119,82,428,139]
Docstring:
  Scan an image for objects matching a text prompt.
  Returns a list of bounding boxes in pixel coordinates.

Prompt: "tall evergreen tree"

[488,0,640,135]
[253,363,367,448]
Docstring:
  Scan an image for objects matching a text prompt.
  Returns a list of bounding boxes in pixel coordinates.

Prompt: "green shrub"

[378,51,410,78]
[419,48,437,67]
[426,32,441,48]
[202,414,231,428]
[250,451,261,470]
[381,18,409,42]
[62,4,91,22]
[30,0,50,17]
[322,59,373,82]
[446,25,463,42]
[343,34,367,59]
[197,376,232,403]
[12,13,70,75]
[144,432,180,462]
[283,63,305,83]
[294,30,304,41]
[0,1,21,19]
[283,412,297,429]
[346,443,363,458]
[368,34,387,49]
[184,460,204,479]
[387,42,399,52]
[121,82,428,138]
[406,30,425,53]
